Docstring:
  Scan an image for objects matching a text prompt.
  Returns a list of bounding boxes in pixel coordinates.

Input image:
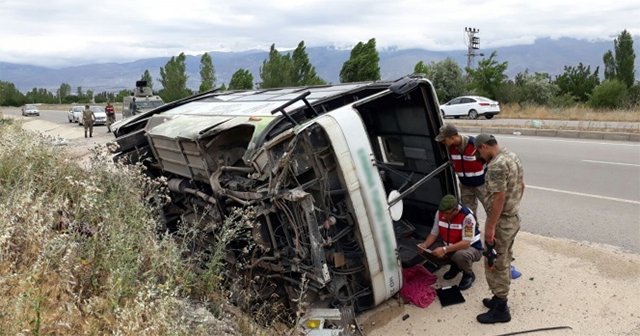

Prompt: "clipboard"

[416,244,432,254]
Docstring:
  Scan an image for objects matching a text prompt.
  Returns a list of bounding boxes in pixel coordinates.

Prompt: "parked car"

[440,95,500,119]
[68,106,84,123]
[21,104,40,116]
[78,106,107,126]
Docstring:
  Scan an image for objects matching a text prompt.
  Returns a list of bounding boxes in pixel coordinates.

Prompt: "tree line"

[1,31,636,110]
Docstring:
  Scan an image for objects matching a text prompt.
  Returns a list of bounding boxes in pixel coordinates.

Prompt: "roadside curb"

[456,126,640,142]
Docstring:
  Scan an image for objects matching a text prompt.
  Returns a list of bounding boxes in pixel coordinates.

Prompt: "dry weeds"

[500,104,640,122]
[0,119,268,335]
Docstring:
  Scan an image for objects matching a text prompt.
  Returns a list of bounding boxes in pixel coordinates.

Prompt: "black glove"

[484,242,498,267]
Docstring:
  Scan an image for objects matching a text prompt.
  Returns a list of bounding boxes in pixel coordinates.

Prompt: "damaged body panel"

[112,77,457,314]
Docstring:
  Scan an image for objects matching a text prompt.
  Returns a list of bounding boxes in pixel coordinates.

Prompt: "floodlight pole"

[465,27,481,72]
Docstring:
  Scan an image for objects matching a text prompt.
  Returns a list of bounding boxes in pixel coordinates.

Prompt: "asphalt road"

[6,108,122,126]
[454,117,640,132]
[4,108,640,253]
[479,134,640,253]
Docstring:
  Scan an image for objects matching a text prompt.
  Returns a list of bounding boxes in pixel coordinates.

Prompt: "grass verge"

[0,119,271,335]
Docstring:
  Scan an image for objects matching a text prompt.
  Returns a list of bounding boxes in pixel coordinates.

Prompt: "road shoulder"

[360,232,640,336]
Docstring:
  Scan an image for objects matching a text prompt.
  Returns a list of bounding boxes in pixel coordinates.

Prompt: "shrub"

[589,79,628,109]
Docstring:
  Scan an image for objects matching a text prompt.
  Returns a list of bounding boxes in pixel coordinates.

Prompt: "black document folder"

[436,285,465,307]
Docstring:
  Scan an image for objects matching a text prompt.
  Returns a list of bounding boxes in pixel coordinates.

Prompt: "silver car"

[21,104,40,116]
[68,106,84,123]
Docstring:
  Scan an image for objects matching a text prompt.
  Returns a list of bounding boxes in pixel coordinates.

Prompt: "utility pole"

[465,27,484,71]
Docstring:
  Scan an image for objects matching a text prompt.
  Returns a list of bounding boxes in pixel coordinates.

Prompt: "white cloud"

[0,0,637,67]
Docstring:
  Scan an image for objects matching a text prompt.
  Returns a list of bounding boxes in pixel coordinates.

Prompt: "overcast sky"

[1,0,638,68]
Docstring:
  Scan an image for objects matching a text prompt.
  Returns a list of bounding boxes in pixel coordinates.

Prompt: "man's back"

[82,108,94,121]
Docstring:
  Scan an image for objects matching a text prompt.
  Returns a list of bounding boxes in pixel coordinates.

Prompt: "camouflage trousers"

[83,120,94,137]
[459,183,488,215]
[485,214,520,299]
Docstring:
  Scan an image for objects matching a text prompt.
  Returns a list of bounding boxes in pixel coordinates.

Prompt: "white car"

[78,106,107,126]
[68,106,84,123]
[440,96,500,119]
[21,104,40,116]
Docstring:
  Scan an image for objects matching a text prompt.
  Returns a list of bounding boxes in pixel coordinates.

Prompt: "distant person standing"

[129,97,138,116]
[105,102,116,133]
[82,105,95,138]
[473,134,525,324]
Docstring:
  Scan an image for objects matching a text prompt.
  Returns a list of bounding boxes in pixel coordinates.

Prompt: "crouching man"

[418,194,482,290]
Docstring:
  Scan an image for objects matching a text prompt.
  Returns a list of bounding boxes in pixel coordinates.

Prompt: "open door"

[353,78,459,266]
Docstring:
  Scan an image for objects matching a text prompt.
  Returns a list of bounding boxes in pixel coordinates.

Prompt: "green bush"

[549,93,578,108]
[589,79,628,109]
[626,84,640,108]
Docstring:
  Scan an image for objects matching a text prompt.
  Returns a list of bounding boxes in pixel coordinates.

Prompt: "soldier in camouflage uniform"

[473,133,525,324]
[82,105,96,138]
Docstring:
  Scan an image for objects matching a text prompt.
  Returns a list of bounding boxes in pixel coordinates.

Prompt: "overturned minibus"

[111,76,458,321]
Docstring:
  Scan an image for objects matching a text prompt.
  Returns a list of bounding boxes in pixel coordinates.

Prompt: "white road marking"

[582,160,640,167]
[528,185,640,205]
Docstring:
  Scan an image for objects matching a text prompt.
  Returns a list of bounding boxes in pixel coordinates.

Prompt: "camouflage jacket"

[485,148,524,216]
[82,108,95,122]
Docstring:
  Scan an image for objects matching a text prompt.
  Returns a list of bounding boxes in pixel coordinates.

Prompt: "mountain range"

[1,37,639,93]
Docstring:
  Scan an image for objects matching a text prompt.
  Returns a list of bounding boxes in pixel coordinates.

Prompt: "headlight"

[305,319,322,329]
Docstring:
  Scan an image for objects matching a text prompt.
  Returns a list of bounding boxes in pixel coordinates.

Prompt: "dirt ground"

[9,114,640,336]
[16,113,116,162]
[359,232,640,336]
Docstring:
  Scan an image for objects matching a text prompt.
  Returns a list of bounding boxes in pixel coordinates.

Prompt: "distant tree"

[466,51,508,100]
[141,69,154,90]
[86,90,94,103]
[291,41,326,86]
[554,63,600,102]
[340,38,380,83]
[590,79,628,109]
[58,83,71,99]
[218,83,227,91]
[62,95,78,104]
[414,61,429,75]
[603,50,616,81]
[115,89,130,103]
[613,30,636,87]
[0,81,26,106]
[76,86,84,102]
[513,70,559,106]
[94,91,116,104]
[260,44,294,88]
[229,69,254,90]
[24,87,56,104]
[159,52,190,102]
[199,52,217,93]
[414,58,465,102]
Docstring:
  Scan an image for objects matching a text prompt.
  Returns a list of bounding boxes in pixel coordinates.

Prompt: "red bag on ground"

[400,264,438,308]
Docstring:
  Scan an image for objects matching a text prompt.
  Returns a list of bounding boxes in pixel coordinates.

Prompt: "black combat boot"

[477,297,511,324]
[443,263,461,280]
[482,295,500,308]
[458,272,475,290]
